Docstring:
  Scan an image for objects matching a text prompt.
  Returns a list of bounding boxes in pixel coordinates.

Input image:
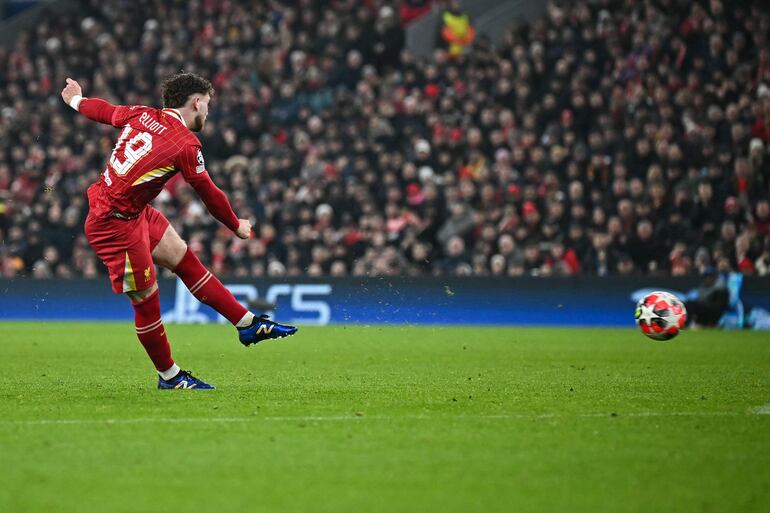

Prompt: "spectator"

[439,0,475,58]
[369,6,405,71]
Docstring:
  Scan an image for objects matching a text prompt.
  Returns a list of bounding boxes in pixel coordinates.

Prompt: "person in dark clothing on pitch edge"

[685,267,730,327]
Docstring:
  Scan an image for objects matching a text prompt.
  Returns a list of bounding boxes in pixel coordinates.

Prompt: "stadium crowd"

[1,0,770,279]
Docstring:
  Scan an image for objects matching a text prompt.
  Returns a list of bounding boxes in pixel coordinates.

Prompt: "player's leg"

[147,210,297,344]
[150,220,250,325]
[123,229,214,390]
[126,283,175,379]
[128,283,213,389]
[146,220,274,310]
[85,211,212,389]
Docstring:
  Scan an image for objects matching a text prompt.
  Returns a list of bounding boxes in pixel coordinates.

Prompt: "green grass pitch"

[1,322,769,513]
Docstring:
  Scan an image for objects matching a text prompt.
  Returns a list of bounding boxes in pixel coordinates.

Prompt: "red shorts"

[85,207,170,294]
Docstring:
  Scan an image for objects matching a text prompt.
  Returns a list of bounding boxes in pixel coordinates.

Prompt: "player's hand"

[235,219,252,239]
[61,78,82,106]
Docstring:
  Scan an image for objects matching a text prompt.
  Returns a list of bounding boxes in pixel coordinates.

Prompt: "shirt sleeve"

[78,98,137,127]
[78,98,117,125]
[176,144,240,232]
[110,105,140,127]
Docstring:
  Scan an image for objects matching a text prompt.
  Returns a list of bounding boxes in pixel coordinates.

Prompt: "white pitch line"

[0,411,752,426]
[752,404,770,415]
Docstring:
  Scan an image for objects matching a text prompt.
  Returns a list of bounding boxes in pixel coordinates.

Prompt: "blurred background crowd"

[1,0,770,279]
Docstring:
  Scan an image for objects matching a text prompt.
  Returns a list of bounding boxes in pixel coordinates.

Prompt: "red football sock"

[133,289,174,372]
[174,248,248,325]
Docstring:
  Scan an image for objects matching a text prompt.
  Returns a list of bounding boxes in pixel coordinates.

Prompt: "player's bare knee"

[127,282,159,304]
[153,226,187,270]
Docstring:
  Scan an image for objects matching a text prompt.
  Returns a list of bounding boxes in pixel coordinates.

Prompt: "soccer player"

[60,73,297,390]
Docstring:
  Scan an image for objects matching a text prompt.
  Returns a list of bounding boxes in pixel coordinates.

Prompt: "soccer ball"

[635,291,687,340]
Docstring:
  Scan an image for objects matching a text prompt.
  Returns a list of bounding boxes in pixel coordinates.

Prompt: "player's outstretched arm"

[189,174,251,239]
[189,173,251,239]
[177,144,251,239]
[60,77,118,125]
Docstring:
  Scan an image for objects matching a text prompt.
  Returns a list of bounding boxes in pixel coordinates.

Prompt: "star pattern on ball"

[637,303,657,323]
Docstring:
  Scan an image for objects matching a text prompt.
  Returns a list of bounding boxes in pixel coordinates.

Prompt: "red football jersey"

[82,100,239,231]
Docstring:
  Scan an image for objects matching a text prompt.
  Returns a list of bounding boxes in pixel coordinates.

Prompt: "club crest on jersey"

[196,149,205,173]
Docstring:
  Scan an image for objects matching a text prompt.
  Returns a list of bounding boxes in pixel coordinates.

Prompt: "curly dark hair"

[161,72,214,108]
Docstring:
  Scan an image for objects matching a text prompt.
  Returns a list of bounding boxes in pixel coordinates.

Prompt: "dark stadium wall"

[1,277,769,327]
